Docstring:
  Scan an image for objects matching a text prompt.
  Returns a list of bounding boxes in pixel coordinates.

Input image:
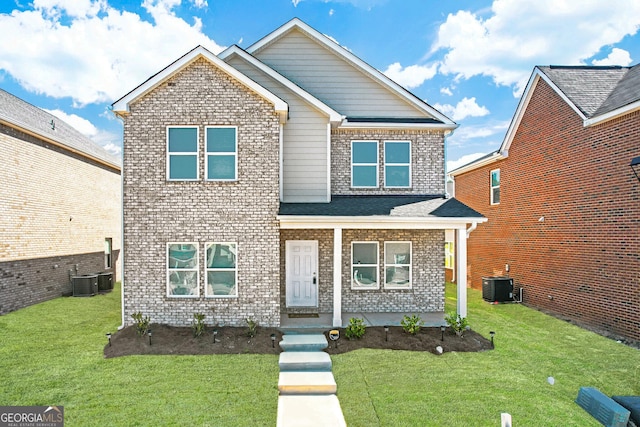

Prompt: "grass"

[0,283,638,426]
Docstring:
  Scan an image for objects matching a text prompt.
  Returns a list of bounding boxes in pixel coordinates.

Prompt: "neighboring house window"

[351,141,379,187]
[384,241,412,289]
[352,242,379,289]
[167,243,199,297]
[167,126,199,180]
[491,169,500,205]
[444,241,454,270]
[384,141,411,188]
[206,126,237,180]
[206,243,237,297]
[104,238,112,269]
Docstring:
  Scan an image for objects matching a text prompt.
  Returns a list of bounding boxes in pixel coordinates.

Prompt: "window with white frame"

[205,243,237,297]
[167,127,198,180]
[444,241,454,270]
[351,141,378,188]
[351,242,379,289]
[490,169,500,205]
[384,141,411,188]
[384,241,411,289]
[104,238,112,269]
[167,243,199,297]
[206,126,237,180]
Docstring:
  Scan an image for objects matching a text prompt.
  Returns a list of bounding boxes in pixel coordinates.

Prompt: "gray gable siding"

[253,28,427,118]
[226,55,330,202]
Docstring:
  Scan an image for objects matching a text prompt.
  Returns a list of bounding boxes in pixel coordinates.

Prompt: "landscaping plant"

[131,311,150,336]
[246,318,258,338]
[400,314,423,335]
[192,312,206,338]
[345,317,366,340]
[444,312,469,337]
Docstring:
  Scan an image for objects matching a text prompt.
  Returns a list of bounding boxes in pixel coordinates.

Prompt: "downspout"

[466,221,478,238]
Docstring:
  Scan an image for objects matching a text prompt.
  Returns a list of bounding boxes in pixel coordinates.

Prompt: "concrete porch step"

[279,334,328,352]
[277,395,347,427]
[278,371,337,395]
[279,351,332,372]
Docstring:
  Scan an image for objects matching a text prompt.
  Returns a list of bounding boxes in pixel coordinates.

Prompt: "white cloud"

[383,62,438,89]
[440,87,453,96]
[432,0,640,96]
[0,0,224,106]
[592,48,633,66]
[447,152,491,173]
[434,97,489,121]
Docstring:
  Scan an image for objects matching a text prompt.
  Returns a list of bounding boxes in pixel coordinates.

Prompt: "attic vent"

[168,82,177,87]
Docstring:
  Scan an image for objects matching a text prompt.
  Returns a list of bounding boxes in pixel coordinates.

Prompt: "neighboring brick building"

[0,89,122,314]
[113,19,484,328]
[450,65,640,342]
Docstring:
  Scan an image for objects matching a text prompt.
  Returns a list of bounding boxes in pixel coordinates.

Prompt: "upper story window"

[490,168,500,205]
[104,238,112,269]
[351,141,379,188]
[206,126,237,181]
[167,126,199,181]
[384,141,411,188]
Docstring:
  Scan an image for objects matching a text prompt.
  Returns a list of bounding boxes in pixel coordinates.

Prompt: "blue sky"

[1,0,639,171]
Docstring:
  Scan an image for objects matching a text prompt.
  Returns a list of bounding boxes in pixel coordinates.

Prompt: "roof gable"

[112,46,288,123]
[247,18,455,129]
[450,64,640,176]
[219,45,343,123]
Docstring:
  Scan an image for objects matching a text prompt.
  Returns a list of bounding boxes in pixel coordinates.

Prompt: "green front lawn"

[0,283,638,426]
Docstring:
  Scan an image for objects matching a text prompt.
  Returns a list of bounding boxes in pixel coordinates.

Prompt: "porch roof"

[279,195,483,217]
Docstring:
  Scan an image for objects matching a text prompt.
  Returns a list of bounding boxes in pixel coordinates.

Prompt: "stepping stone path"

[276,334,347,427]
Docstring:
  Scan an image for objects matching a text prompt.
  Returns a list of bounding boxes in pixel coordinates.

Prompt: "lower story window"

[167,243,199,297]
[352,242,379,289]
[384,241,411,289]
[206,243,237,297]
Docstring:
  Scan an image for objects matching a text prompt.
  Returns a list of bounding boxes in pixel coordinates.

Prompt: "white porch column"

[333,227,343,327]
[456,227,468,318]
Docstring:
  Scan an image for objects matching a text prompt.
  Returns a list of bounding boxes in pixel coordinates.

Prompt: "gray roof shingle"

[0,88,121,169]
[279,195,484,219]
[538,65,640,118]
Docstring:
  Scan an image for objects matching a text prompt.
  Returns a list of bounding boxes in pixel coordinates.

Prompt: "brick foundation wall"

[0,123,121,314]
[331,129,445,195]
[122,58,281,327]
[454,78,640,342]
[280,229,445,314]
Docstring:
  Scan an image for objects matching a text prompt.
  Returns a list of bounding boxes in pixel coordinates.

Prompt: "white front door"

[286,240,318,307]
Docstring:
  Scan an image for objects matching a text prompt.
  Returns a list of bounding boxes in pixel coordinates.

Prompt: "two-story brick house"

[113,19,485,328]
[450,65,640,342]
[1,88,121,314]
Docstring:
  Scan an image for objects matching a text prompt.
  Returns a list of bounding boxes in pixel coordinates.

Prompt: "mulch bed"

[104,324,493,358]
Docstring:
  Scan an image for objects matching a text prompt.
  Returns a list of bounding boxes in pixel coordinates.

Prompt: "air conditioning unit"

[575,387,630,427]
[72,274,98,297]
[482,277,513,302]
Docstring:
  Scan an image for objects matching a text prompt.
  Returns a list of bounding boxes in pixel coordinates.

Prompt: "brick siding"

[331,129,445,195]
[454,78,640,342]
[122,58,282,327]
[0,124,121,314]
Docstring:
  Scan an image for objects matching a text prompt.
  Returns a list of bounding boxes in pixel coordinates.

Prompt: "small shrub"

[401,314,423,335]
[246,318,258,338]
[445,312,470,337]
[345,317,366,340]
[131,312,150,336]
[192,313,206,338]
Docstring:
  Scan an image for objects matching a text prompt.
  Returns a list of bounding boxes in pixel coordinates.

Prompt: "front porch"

[279,311,445,331]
